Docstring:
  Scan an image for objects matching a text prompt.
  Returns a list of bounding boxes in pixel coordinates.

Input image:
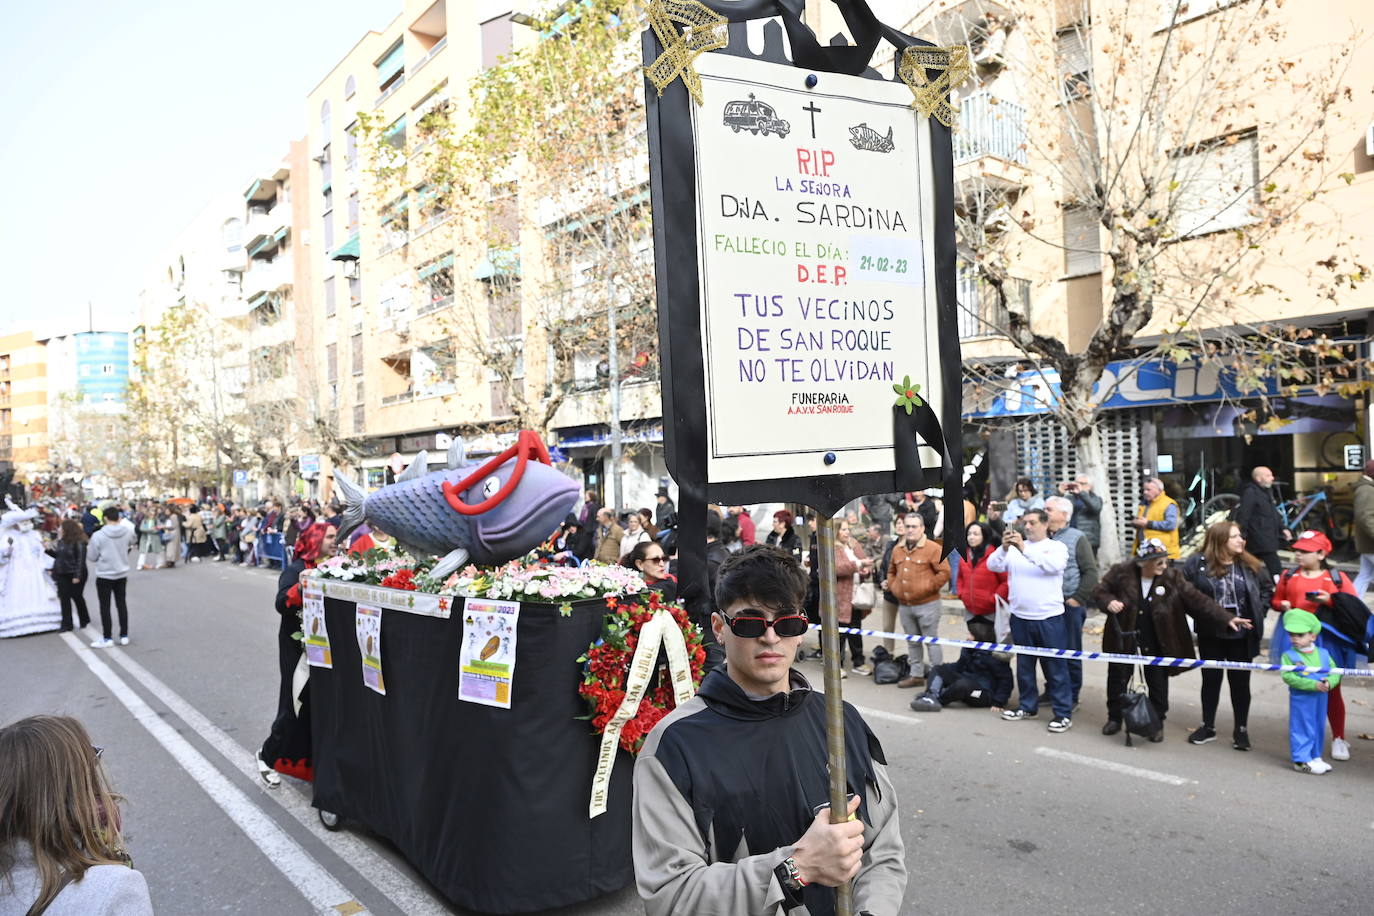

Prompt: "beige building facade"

[0,331,50,476]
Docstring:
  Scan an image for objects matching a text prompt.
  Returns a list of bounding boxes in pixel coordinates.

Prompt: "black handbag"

[870,645,905,685]
[1110,614,1160,746]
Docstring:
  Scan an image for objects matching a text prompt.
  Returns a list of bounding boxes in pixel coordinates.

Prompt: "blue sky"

[0,1,394,335]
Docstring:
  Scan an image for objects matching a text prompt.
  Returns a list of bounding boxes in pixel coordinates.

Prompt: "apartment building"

[241,140,320,500]
[0,331,50,476]
[302,0,672,509]
[832,0,1374,533]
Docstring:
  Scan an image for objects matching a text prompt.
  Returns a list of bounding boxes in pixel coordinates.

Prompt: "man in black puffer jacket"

[1233,466,1290,578]
[907,617,1013,712]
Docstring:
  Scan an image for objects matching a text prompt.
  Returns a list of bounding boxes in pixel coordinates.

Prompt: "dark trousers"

[1106,662,1170,724]
[929,663,995,708]
[1010,614,1073,717]
[95,577,129,639]
[1252,551,1282,579]
[56,576,90,630]
[1040,602,1085,702]
[1197,634,1253,729]
[844,629,864,666]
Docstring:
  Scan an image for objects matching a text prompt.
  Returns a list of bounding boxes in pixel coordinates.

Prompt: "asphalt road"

[2,563,1370,914]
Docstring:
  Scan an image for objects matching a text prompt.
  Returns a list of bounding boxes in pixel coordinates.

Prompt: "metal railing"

[957,269,1030,339]
[416,295,453,317]
[381,391,415,406]
[411,36,448,76]
[953,91,1028,165]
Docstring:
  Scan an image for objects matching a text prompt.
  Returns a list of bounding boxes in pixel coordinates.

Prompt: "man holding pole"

[632,545,907,915]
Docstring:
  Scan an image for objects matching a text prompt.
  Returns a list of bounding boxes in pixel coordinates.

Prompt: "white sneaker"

[1309,758,1333,774]
[1331,738,1350,761]
[118,636,130,646]
[90,638,113,649]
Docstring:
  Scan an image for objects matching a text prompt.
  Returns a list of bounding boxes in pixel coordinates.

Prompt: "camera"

[1305,591,1322,600]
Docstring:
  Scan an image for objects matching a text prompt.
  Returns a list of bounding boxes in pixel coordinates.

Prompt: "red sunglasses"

[720,612,810,639]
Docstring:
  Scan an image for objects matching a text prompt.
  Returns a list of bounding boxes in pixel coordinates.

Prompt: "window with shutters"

[1062,205,1101,277]
[1055,27,1091,100]
[352,333,364,376]
[324,277,336,317]
[1170,131,1259,238]
[326,343,337,384]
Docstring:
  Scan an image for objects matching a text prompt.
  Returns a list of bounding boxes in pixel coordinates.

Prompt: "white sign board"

[1344,443,1364,471]
[690,52,941,484]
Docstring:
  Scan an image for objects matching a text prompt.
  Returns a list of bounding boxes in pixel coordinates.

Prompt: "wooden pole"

[813,512,852,916]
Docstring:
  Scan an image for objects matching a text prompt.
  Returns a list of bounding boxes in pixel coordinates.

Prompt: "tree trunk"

[1073,427,1121,567]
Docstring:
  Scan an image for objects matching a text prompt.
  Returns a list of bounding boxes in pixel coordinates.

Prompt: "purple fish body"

[335,446,579,566]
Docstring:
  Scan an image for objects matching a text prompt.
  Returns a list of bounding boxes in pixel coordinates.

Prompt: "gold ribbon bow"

[588,608,697,818]
[898,45,971,127]
[645,0,729,106]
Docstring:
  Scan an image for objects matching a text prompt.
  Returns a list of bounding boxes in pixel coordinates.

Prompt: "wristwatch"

[774,856,807,906]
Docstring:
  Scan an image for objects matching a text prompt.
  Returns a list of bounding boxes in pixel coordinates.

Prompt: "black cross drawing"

[803,101,821,139]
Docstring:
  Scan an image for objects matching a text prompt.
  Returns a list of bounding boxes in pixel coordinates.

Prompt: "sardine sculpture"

[334,430,580,579]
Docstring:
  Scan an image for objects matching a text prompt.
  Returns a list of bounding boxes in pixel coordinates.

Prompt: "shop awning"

[557,425,662,449]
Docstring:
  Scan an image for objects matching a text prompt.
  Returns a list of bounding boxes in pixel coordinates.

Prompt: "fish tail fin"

[334,471,367,540]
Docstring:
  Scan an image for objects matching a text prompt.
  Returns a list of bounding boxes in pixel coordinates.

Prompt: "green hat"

[1282,609,1322,635]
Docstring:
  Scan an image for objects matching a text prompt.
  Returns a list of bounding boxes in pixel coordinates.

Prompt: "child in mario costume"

[1279,609,1340,774]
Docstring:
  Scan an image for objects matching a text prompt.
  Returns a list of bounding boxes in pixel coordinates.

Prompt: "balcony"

[243,257,293,299]
[381,390,415,407]
[954,91,1029,193]
[244,206,286,252]
[957,268,1030,339]
[411,35,447,76]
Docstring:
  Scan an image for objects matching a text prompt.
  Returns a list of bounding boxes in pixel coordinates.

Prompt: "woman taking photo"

[1003,478,1044,524]
[834,520,874,676]
[1180,522,1274,750]
[622,541,676,602]
[956,522,1007,622]
[49,519,90,632]
[0,715,153,914]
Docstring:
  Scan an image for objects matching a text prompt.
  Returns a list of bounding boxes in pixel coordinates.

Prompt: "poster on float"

[458,598,520,709]
[689,51,942,485]
[302,580,332,668]
[355,603,385,695]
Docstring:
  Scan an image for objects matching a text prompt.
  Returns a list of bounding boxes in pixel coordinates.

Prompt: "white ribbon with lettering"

[589,608,697,818]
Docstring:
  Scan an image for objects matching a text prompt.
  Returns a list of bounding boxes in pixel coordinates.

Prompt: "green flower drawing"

[893,376,924,414]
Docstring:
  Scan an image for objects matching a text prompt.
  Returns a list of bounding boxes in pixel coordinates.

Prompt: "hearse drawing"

[722,94,791,138]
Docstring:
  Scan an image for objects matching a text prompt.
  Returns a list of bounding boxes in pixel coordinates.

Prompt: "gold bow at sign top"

[898,45,971,127]
[645,0,729,106]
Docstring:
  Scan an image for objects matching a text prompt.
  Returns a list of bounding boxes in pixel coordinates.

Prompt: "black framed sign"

[644,1,964,531]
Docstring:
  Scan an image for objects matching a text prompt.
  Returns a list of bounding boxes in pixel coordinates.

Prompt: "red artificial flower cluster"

[379,568,418,591]
[579,589,708,755]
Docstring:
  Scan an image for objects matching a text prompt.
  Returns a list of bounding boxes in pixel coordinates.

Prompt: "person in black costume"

[48,518,91,631]
[257,522,336,787]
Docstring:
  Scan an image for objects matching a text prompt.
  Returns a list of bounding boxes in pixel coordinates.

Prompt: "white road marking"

[852,705,923,726]
[103,647,452,916]
[1033,746,1196,786]
[61,634,369,916]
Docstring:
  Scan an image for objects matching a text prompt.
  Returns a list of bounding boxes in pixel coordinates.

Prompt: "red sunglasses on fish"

[442,430,552,516]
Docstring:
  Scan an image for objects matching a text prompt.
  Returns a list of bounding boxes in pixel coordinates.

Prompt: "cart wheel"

[318,809,341,831]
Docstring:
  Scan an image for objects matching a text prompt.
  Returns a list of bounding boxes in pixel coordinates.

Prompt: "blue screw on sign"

[823,452,837,466]
[805,73,819,88]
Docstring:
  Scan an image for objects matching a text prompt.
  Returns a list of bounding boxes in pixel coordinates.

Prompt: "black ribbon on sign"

[699,0,883,75]
[893,402,965,562]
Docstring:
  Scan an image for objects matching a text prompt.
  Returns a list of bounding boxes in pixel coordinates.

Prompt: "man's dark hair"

[1022,508,1049,525]
[705,510,722,540]
[104,507,121,522]
[714,545,807,613]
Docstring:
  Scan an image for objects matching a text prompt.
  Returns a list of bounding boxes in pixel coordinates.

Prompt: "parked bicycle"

[1277,485,1353,551]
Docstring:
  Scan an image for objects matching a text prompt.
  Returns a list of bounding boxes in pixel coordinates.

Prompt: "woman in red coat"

[957,522,1007,619]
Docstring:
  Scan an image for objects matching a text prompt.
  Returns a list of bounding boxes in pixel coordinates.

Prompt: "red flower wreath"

[379,568,418,591]
[579,589,707,754]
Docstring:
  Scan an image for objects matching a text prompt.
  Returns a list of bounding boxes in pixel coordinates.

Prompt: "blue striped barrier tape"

[812,623,1374,679]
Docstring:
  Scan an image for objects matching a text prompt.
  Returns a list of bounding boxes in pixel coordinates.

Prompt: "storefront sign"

[965,358,1326,419]
[299,454,320,476]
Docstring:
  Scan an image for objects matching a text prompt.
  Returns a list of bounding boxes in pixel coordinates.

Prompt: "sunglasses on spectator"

[641,554,666,564]
[720,611,810,639]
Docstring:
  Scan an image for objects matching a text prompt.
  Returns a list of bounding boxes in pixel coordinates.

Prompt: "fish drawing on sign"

[722,94,791,139]
[334,430,579,580]
[848,122,895,153]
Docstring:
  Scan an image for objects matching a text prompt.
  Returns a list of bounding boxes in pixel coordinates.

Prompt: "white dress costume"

[0,501,62,637]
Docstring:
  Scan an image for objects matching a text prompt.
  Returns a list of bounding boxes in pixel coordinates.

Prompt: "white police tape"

[816,624,1374,679]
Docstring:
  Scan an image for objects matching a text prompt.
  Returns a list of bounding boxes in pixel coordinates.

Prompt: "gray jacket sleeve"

[1072,537,1100,608]
[633,752,793,916]
[852,757,908,916]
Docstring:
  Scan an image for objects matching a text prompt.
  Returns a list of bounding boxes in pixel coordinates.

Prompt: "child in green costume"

[1279,609,1340,774]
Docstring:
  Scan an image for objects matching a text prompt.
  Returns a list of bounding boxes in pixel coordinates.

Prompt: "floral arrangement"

[578,590,707,754]
[311,548,648,610]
